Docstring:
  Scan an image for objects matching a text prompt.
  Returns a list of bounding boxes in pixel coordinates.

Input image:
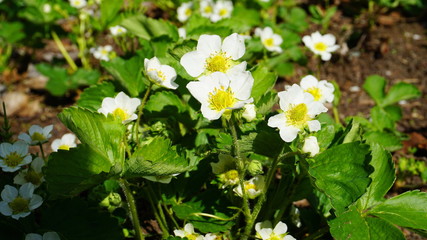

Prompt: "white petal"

[28,194,43,210]
[0,201,12,216]
[197,34,222,56]
[19,183,34,199]
[51,139,61,152]
[307,102,327,116]
[267,113,286,128]
[284,235,297,240]
[12,211,30,219]
[258,228,273,239]
[43,125,53,137]
[222,33,245,60]
[174,230,185,237]
[43,232,61,240]
[230,71,254,101]
[31,157,45,173]
[307,120,321,132]
[184,223,195,234]
[273,221,288,235]
[200,105,224,120]
[14,171,28,185]
[273,34,283,45]
[302,35,313,48]
[327,44,340,52]
[279,126,300,142]
[1,185,18,202]
[180,51,207,77]
[18,133,32,144]
[25,233,43,240]
[320,52,332,61]
[300,75,319,90]
[186,79,215,103]
[322,33,336,46]
[29,125,42,136]
[14,141,29,156]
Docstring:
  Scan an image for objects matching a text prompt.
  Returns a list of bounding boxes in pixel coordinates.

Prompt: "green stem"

[51,31,78,72]
[78,17,90,69]
[135,83,153,144]
[316,57,322,80]
[333,105,340,124]
[145,183,169,236]
[119,178,145,240]
[38,143,46,162]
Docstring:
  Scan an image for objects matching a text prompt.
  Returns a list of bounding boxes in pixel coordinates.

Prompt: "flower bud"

[302,136,319,157]
[248,160,263,176]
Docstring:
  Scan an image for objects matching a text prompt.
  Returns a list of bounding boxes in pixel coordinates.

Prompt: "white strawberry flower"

[180,33,246,78]
[300,75,334,104]
[109,26,127,36]
[186,71,253,120]
[18,125,53,145]
[302,136,320,157]
[69,0,87,9]
[174,223,204,240]
[43,4,51,13]
[234,175,265,199]
[0,183,43,220]
[0,141,32,172]
[200,0,214,18]
[255,27,283,53]
[210,0,233,23]
[302,31,339,61]
[177,2,193,22]
[25,232,61,240]
[98,92,141,124]
[255,221,296,240]
[268,84,327,142]
[51,133,78,152]
[144,57,178,89]
[90,45,113,61]
[14,157,45,188]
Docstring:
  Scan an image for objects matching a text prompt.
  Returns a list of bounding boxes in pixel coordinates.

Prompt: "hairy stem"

[119,178,145,240]
[135,83,153,145]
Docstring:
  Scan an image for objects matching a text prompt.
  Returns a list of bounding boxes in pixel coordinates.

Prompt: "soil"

[0,5,426,240]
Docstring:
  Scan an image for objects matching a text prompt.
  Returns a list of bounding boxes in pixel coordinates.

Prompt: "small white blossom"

[174,223,203,240]
[25,232,61,240]
[234,175,265,199]
[18,125,53,145]
[109,26,127,36]
[255,221,296,240]
[90,45,113,61]
[178,27,187,39]
[268,84,327,142]
[211,154,239,188]
[300,75,334,104]
[203,233,217,240]
[255,27,283,53]
[180,33,246,78]
[98,92,141,124]
[177,2,193,22]
[302,31,339,61]
[69,0,87,9]
[0,141,32,172]
[186,71,253,120]
[242,103,256,121]
[14,157,45,188]
[0,183,43,220]
[200,0,214,18]
[51,133,78,152]
[210,0,233,23]
[43,4,51,13]
[144,57,178,89]
[302,136,320,157]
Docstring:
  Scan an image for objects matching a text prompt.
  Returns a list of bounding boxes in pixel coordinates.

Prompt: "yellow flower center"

[269,235,283,240]
[3,152,24,167]
[224,169,239,181]
[244,183,257,192]
[205,52,231,73]
[285,103,309,127]
[204,6,212,14]
[314,42,327,52]
[263,38,274,47]
[148,69,167,82]
[113,108,129,121]
[219,8,228,17]
[24,170,43,186]
[74,0,81,6]
[31,132,46,142]
[58,145,70,151]
[185,8,192,16]
[8,197,30,214]
[101,49,108,56]
[208,87,236,112]
[306,87,322,101]
[185,234,199,240]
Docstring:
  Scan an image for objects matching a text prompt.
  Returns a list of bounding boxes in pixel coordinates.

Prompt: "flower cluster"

[177,0,234,23]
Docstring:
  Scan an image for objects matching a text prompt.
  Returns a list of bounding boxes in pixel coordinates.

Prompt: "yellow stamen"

[263,38,274,47]
[224,169,239,181]
[269,235,283,240]
[8,197,30,214]
[3,152,24,167]
[31,132,46,142]
[244,183,256,192]
[208,87,236,112]
[306,87,322,101]
[58,145,70,151]
[219,8,228,17]
[314,42,327,52]
[112,108,129,121]
[285,103,310,127]
[185,8,192,16]
[148,69,166,81]
[205,52,231,73]
[204,6,212,14]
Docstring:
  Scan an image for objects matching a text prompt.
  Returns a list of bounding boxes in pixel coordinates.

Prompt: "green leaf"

[382,82,421,106]
[124,137,190,177]
[364,131,402,152]
[145,91,186,113]
[329,206,405,240]
[41,198,123,240]
[369,190,427,230]
[121,15,178,41]
[100,0,123,29]
[357,144,395,209]
[252,123,286,158]
[45,144,114,198]
[315,125,337,149]
[371,106,396,131]
[255,91,277,115]
[101,55,146,97]
[251,65,277,102]
[77,82,116,111]
[309,142,371,215]
[0,21,25,43]
[70,68,100,87]
[363,75,386,105]
[217,5,260,32]
[36,64,68,96]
